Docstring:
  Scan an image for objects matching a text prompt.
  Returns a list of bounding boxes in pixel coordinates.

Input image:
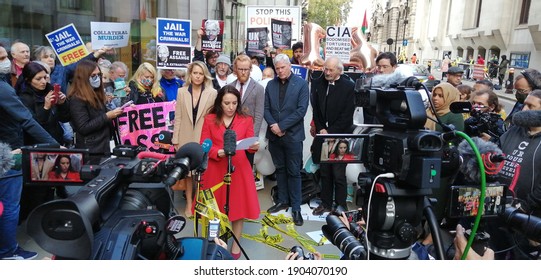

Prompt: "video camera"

[450,101,505,140]
[24,143,204,259]
[317,80,445,260]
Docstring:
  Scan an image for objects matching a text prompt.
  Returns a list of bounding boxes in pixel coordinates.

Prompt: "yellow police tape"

[192,180,340,259]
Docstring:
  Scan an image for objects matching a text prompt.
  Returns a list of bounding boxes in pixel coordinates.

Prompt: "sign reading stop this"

[246,6,302,46]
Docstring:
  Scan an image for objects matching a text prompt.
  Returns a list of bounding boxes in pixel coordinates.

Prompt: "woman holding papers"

[198,85,260,259]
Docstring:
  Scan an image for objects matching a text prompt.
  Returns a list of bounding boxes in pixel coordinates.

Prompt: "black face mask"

[515,92,527,104]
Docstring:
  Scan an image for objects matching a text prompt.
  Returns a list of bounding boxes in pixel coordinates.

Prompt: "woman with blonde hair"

[172,60,217,217]
[128,62,165,104]
[425,82,464,132]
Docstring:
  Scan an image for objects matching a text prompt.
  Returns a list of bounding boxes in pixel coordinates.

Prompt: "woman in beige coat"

[172,61,217,217]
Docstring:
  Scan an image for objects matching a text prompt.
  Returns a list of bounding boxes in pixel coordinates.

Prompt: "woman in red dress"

[48,155,81,181]
[199,85,260,259]
[329,139,355,161]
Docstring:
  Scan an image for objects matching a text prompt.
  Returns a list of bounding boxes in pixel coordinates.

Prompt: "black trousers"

[319,163,347,209]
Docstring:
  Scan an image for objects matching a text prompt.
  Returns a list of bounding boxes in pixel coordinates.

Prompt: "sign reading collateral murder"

[117,101,176,152]
[271,19,292,49]
[45,24,89,66]
[325,26,352,63]
[156,18,192,69]
[90,22,130,49]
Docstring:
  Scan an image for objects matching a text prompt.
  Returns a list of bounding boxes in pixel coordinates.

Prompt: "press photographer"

[463,89,506,143]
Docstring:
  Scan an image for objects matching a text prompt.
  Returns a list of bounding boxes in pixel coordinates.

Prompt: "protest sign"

[117,101,176,152]
[201,19,224,52]
[45,24,89,66]
[90,22,130,49]
[325,26,352,63]
[271,19,292,50]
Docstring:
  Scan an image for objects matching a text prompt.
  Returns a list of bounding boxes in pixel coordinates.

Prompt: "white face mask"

[89,75,101,88]
[0,59,11,74]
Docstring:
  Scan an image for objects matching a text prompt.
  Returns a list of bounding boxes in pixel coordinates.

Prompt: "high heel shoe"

[231,252,241,260]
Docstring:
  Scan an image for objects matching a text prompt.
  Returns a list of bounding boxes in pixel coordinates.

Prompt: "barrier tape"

[193,181,340,259]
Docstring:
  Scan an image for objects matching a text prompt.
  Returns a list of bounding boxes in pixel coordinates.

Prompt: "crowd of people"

[1,30,540,262]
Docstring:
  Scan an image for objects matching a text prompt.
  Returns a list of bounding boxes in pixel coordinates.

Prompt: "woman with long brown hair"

[68,60,123,162]
[172,60,217,217]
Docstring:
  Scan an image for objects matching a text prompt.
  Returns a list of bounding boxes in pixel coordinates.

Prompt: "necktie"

[240,83,244,97]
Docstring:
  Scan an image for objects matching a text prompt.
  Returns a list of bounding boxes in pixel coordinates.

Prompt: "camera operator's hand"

[285,251,322,260]
[213,237,228,250]
[480,132,492,142]
[453,224,494,260]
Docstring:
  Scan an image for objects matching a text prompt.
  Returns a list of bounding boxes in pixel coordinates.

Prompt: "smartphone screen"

[448,185,505,218]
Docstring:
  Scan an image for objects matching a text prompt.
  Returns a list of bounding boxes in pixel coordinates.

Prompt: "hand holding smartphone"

[120,100,134,110]
[51,84,60,105]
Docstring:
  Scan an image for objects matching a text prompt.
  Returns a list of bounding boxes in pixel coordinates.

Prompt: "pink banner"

[117,101,176,152]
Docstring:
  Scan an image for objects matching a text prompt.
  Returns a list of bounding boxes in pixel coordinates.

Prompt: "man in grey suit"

[264,54,309,226]
[228,54,265,165]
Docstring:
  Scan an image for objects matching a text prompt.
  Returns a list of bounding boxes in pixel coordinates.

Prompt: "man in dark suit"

[310,56,356,215]
[264,54,309,226]
[228,54,265,164]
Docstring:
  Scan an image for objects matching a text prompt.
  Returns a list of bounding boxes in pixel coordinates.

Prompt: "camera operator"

[506,68,541,126]
[453,224,494,260]
[464,89,506,143]
[499,89,541,259]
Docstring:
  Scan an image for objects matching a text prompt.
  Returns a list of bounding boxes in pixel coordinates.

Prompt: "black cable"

[423,196,446,260]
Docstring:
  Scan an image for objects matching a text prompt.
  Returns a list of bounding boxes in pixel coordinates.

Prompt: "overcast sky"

[347,1,369,28]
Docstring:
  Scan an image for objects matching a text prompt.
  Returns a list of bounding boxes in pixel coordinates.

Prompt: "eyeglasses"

[90,73,102,78]
[513,88,530,95]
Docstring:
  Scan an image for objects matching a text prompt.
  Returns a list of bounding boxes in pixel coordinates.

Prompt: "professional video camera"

[23,143,204,260]
[317,79,445,260]
[450,101,505,140]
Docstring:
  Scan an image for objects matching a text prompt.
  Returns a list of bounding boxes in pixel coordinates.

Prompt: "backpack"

[271,169,321,206]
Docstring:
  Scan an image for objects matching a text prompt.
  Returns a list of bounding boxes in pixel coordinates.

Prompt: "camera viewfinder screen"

[28,152,84,183]
[315,134,368,164]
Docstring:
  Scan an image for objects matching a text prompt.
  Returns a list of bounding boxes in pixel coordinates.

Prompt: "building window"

[519,0,531,25]
[463,0,482,29]
[510,52,530,69]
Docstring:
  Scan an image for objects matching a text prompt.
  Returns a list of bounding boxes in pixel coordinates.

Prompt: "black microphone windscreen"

[458,137,504,183]
[158,130,173,144]
[223,129,237,155]
[512,110,541,128]
[175,142,204,170]
[450,101,472,114]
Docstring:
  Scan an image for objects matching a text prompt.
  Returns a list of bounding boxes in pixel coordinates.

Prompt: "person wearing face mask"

[506,68,541,127]
[0,46,11,83]
[128,62,165,104]
[68,60,123,162]
[103,61,131,109]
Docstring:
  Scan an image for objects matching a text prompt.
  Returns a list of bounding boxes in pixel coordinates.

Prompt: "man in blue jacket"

[0,79,57,260]
[264,54,309,226]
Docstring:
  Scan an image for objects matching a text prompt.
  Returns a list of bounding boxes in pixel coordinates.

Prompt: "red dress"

[199,113,260,221]
[48,171,81,181]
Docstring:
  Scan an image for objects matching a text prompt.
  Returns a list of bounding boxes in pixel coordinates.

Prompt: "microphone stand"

[223,150,249,259]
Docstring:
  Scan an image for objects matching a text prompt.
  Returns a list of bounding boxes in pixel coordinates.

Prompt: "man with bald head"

[310,56,356,215]
[10,42,30,86]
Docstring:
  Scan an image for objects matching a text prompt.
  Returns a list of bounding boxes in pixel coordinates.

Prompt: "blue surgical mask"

[89,75,101,88]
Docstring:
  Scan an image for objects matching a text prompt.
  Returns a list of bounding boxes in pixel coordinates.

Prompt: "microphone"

[512,110,541,128]
[0,142,14,178]
[197,139,212,172]
[164,142,204,187]
[450,101,473,114]
[223,129,237,156]
[155,130,173,151]
[457,137,505,183]
[367,71,407,89]
[165,215,187,235]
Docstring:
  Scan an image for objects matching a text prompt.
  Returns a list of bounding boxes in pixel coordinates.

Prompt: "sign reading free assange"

[45,24,89,66]
[90,22,130,49]
[117,101,176,152]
